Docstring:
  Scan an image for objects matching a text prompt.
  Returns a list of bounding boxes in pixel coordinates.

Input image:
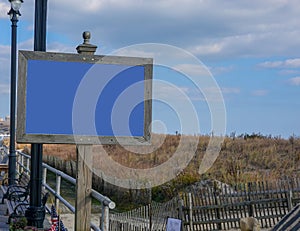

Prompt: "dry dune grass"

[17,134,300,186]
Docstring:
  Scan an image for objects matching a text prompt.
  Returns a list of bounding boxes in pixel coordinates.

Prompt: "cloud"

[110,48,156,59]
[0,84,9,95]
[25,0,299,60]
[221,87,240,94]
[210,65,234,75]
[50,0,107,14]
[204,87,239,95]
[173,64,210,77]
[279,69,300,75]
[154,84,231,103]
[288,77,300,86]
[0,45,10,58]
[0,2,10,19]
[153,83,193,101]
[259,58,300,68]
[192,43,224,56]
[19,38,34,50]
[0,45,11,84]
[252,90,268,96]
[47,42,76,53]
[1,0,300,137]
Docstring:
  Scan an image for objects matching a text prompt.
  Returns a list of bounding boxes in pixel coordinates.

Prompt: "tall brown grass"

[37,134,300,187]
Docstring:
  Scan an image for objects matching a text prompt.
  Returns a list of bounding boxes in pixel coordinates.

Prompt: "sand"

[47,213,271,231]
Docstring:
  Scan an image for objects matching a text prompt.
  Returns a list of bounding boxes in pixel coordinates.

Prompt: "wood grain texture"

[75,145,92,231]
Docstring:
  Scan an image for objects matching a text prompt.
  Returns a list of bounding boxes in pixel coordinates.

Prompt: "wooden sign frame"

[17,50,152,145]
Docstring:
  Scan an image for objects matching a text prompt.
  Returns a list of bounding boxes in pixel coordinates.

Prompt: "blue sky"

[1,0,300,138]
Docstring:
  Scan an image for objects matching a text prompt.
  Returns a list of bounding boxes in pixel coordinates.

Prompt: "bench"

[1,170,50,225]
[2,173,49,224]
[6,191,49,224]
[1,172,30,204]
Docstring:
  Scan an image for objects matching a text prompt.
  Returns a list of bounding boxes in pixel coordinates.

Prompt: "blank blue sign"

[17,51,152,144]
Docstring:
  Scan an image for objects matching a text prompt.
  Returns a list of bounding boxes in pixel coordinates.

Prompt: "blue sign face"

[17,51,153,144]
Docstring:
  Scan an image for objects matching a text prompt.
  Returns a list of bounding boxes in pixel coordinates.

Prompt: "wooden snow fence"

[179,179,300,231]
[86,178,299,231]
[109,197,179,231]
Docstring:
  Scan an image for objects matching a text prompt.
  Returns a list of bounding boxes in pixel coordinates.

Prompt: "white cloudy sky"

[1,0,300,138]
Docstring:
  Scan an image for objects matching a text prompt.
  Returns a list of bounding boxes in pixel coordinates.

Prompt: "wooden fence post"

[188,192,193,229]
[74,31,97,231]
[148,185,152,231]
[178,197,184,230]
[247,182,254,217]
[287,190,293,211]
[75,144,93,231]
[214,182,222,230]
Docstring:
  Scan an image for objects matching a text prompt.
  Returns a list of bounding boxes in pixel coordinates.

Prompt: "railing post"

[16,152,20,174]
[26,156,30,175]
[101,204,110,231]
[100,204,103,230]
[55,175,61,211]
[42,167,47,191]
[19,154,24,173]
[15,151,19,173]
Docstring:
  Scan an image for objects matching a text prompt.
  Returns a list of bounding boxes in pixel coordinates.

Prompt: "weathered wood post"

[287,189,293,211]
[75,32,97,231]
[188,192,193,229]
[148,185,152,231]
[247,182,254,217]
[213,181,222,230]
[177,195,185,231]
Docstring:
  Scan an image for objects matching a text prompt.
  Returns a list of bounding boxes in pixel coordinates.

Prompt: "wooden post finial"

[83,31,91,44]
[76,31,97,55]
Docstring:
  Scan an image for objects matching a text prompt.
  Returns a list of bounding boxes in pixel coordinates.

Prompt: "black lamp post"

[25,1,48,228]
[8,0,23,186]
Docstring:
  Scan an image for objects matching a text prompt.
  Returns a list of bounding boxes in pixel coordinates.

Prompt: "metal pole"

[55,175,61,211]
[26,144,45,227]
[8,9,18,186]
[102,205,109,231]
[33,0,47,51]
[25,0,48,228]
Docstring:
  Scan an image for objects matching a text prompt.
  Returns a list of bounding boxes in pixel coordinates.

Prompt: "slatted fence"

[108,178,300,231]
[109,197,179,231]
[179,179,300,230]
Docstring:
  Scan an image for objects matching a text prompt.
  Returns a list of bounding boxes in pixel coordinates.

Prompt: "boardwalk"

[0,189,52,230]
[0,190,10,230]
